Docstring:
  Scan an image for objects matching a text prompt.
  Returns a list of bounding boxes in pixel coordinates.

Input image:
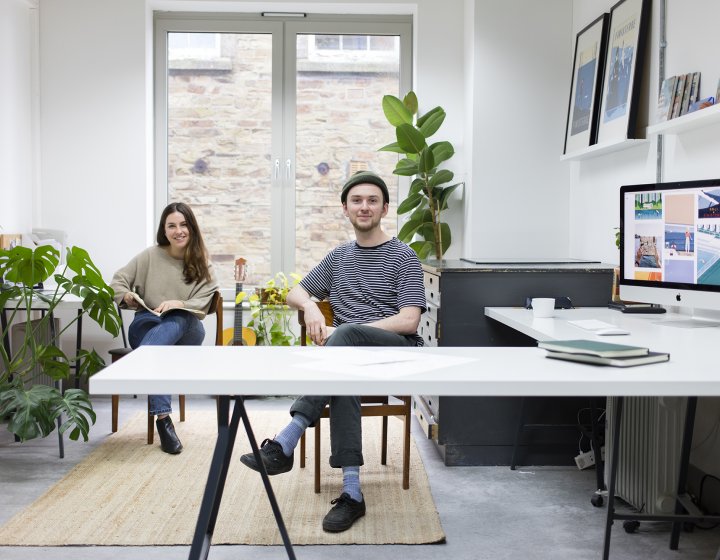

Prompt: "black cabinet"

[416,259,614,466]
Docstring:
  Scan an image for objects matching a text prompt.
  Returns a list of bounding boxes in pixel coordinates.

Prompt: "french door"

[155,14,411,289]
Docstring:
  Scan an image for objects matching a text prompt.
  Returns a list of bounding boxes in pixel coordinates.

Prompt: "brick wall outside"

[167,33,400,288]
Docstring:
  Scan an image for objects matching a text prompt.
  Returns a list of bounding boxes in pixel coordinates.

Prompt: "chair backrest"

[209,291,223,346]
[298,301,333,346]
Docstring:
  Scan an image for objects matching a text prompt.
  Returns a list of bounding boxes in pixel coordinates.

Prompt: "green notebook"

[546,351,670,368]
[538,339,649,358]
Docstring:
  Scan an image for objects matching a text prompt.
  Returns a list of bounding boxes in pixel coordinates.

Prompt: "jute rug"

[0,410,445,546]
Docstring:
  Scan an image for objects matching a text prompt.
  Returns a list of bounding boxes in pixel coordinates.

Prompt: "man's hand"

[303,302,330,345]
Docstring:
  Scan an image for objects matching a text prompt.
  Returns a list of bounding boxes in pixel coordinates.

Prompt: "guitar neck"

[233,282,245,345]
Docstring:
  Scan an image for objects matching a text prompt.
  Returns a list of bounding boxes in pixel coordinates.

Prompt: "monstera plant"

[0,245,121,442]
[380,91,463,260]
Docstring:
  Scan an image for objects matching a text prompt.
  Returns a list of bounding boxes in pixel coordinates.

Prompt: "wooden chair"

[110,291,223,443]
[297,301,412,493]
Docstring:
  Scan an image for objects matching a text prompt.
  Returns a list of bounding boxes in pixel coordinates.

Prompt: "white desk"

[485,306,720,559]
[89,343,720,560]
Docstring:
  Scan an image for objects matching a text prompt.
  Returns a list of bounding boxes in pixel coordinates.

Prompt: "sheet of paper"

[295,348,477,378]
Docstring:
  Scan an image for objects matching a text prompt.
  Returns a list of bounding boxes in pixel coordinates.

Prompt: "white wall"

[0,0,36,235]
[570,0,720,491]
[469,0,573,259]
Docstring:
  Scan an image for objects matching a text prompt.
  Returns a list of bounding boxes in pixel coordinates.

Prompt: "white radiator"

[605,396,686,514]
[10,318,60,388]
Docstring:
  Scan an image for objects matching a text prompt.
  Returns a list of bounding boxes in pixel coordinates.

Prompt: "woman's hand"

[154,300,184,314]
[123,292,139,309]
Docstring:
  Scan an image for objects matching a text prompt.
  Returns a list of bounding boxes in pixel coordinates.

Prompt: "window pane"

[315,35,340,50]
[341,35,367,50]
[294,34,400,275]
[167,33,273,287]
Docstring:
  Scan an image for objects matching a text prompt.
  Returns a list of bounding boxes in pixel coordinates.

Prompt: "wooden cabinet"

[415,259,615,466]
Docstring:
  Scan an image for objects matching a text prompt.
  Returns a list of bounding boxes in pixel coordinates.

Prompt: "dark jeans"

[289,323,416,468]
[128,310,205,415]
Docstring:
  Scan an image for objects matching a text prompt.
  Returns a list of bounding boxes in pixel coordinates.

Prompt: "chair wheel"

[591,494,604,507]
[623,520,640,533]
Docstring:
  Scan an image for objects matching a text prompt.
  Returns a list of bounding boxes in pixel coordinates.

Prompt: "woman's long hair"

[156,202,211,284]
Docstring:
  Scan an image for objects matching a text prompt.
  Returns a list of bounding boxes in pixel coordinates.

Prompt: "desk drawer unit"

[417,259,615,466]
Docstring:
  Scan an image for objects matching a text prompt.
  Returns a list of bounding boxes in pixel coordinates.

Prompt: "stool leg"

[179,395,186,422]
[402,398,411,490]
[111,395,119,432]
[314,424,321,494]
[147,397,154,445]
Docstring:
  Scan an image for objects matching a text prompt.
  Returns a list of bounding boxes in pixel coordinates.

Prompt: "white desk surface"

[90,341,720,399]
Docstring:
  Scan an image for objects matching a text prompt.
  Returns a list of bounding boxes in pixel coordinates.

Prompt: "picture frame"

[596,0,650,145]
[563,14,609,154]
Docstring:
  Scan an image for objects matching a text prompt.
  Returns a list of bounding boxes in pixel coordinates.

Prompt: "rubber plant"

[0,245,121,442]
[380,91,463,260]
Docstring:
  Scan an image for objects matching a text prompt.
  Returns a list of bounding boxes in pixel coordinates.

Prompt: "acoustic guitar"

[221,257,257,346]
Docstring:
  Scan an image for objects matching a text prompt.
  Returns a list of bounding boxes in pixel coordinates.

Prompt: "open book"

[127,292,203,318]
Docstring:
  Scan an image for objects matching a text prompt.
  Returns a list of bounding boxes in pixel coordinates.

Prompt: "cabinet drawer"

[423,272,440,306]
[419,314,439,346]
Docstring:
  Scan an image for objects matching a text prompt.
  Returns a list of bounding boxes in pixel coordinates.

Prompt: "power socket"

[575,450,596,470]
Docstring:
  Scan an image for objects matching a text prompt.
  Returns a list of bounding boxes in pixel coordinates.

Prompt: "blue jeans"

[128,310,205,415]
[289,323,416,468]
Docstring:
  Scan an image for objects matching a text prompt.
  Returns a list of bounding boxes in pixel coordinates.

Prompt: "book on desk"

[538,339,670,367]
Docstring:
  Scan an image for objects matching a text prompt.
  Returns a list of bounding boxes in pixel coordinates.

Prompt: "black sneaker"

[239,438,293,475]
[322,492,366,532]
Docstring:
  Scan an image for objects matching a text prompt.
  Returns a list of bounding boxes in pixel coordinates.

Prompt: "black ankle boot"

[156,416,183,454]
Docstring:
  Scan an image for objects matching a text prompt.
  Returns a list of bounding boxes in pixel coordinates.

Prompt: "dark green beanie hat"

[340,170,389,205]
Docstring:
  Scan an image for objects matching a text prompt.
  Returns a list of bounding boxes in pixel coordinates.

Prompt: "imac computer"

[619,178,720,327]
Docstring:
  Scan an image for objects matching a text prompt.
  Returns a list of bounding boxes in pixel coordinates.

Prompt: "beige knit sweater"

[110,246,218,319]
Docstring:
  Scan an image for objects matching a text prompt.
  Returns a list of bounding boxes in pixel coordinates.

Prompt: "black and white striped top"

[300,237,427,346]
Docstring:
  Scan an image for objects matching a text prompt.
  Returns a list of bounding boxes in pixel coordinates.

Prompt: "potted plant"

[0,245,121,442]
[380,91,463,260]
[246,272,302,346]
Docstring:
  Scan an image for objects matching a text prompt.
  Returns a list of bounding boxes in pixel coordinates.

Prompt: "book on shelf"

[679,72,695,116]
[545,350,670,368]
[126,292,203,318]
[670,74,686,119]
[688,96,714,113]
[537,339,649,358]
[656,75,676,122]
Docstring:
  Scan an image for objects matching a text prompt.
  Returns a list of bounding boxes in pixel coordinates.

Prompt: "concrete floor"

[1,395,718,560]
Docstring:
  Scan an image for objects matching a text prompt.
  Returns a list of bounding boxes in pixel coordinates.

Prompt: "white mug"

[531,298,555,318]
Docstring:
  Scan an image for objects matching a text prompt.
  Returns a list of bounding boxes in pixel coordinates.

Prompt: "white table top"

[89,342,720,398]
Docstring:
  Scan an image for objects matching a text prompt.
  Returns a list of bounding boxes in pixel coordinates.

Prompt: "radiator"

[605,396,686,514]
[10,318,60,388]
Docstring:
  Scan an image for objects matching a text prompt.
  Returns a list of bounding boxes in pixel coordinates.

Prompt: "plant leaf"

[418,148,436,174]
[396,123,426,154]
[398,219,423,243]
[409,241,434,260]
[439,222,452,255]
[438,182,463,210]
[0,384,60,441]
[409,178,425,196]
[418,107,446,138]
[36,344,70,381]
[382,95,413,126]
[0,245,58,286]
[394,158,419,176]
[378,141,406,154]
[430,141,455,166]
[403,91,418,115]
[56,388,96,442]
[397,193,424,215]
[429,169,454,187]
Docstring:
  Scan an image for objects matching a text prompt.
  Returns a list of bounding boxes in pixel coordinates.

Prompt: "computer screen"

[619,178,720,320]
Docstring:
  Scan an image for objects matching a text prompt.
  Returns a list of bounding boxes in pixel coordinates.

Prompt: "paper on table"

[296,347,477,378]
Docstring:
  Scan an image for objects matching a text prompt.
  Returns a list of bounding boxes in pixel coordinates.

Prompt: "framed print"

[563,14,609,154]
[596,0,650,145]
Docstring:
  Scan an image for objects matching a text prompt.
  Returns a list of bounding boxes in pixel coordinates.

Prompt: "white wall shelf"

[560,138,648,162]
[646,103,720,137]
